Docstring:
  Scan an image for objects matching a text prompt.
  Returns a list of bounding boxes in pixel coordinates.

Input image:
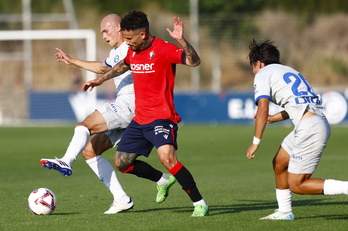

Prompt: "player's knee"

[115,162,132,172]
[114,157,130,172]
[114,162,122,171]
[272,159,288,174]
[157,145,177,170]
[114,151,137,172]
[82,146,97,160]
[159,156,177,170]
[74,123,93,134]
[289,184,303,194]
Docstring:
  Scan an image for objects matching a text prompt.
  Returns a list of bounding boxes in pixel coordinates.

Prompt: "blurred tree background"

[1,0,348,123]
[1,0,348,92]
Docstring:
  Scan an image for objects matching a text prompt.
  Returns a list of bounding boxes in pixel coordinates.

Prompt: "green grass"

[1,125,348,231]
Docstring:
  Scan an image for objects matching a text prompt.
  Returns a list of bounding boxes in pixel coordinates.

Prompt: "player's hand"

[55,48,72,64]
[246,144,259,159]
[82,78,103,91]
[166,17,184,41]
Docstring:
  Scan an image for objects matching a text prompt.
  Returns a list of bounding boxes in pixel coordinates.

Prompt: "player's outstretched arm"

[55,48,108,74]
[166,17,200,67]
[82,59,130,91]
[55,48,73,65]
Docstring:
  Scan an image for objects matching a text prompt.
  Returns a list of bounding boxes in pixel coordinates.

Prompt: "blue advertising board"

[29,91,348,125]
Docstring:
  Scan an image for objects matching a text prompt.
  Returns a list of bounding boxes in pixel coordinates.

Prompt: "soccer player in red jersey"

[83,10,208,217]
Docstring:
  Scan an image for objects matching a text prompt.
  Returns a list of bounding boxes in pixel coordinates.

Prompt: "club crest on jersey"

[149,51,155,59]
[254,84,258,94]
[114,55,120,63]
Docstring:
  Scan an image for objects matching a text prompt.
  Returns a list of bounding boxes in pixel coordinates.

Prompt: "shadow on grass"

[133,206,193,214]
[299,214,348,220]
[51,212,80,215]
[131,198,348,219]
[210,198,348,218]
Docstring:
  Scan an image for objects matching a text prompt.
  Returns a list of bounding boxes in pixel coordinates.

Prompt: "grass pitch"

[1,125,348,231]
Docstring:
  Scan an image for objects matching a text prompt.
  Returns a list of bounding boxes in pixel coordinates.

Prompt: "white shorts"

[97,95,135,147]
[281,115,330,174]
[104,129,125,148]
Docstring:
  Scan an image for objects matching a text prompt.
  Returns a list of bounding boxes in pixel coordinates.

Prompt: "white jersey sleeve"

[104,41,133,96]
[254,64,323,127]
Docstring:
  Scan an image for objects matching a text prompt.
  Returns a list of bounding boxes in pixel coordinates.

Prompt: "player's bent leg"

[39,112,105,175]
[157,146,208,217]
[40,125,90,176]
[273,146,290,189]
[156,145,178,203]
[117,152,175,203]
[82,133,113,159]
[288,173,324,195]
[114,151,138,172]
[157,144,178,171]
[88,154,134,214]
[84,134,133,214]
[40,111,108,176]
[79,110,109,135]
[261,147,293,219]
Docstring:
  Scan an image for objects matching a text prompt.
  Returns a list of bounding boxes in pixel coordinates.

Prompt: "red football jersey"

[124,38,185,124]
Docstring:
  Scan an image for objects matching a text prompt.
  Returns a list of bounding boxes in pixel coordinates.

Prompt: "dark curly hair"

[248,39,281,66]
[121,10,149,32]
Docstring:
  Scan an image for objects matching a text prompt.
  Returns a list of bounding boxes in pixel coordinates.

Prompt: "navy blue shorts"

[117,119,178,157]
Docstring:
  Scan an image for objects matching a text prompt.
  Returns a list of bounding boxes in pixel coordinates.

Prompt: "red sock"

[169,162,203,202]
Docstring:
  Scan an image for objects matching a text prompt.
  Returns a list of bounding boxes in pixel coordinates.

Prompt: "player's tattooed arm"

[166,16,201,66]
[114,152,138,172]
[100,59,130,82]
[82,59,130,91]
[181,40,200,66]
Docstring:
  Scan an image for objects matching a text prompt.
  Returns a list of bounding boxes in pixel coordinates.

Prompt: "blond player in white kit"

[246,39,348,220]
[40,14,175,214]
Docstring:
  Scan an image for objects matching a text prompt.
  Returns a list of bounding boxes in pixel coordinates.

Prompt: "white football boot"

[260,209,295,220]
[104,198,134,214]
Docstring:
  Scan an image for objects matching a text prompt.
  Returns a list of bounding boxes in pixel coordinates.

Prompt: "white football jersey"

[104,41,134,96]
[254,64,323,127]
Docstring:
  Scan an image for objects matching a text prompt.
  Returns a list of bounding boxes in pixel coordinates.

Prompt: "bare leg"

[288,173,324,195]
[157,144,206,205]
[273,146,290,190]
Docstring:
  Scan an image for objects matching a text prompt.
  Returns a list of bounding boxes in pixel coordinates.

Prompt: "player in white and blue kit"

[40,14,175,214]
[246,39,348,220]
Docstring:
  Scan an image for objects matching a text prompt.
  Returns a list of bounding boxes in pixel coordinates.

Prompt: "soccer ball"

[28,188,57,215]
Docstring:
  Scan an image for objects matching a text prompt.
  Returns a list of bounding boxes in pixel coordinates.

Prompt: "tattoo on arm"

[181,39,200,65]
[100,59,130,82]
[115,152,138,172]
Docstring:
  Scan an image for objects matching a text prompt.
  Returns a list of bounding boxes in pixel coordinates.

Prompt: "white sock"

[193,199,207,206]
[61,126,90,166]
[276,188,292,213]
[86,156,129,202]
[157,173,169,186]
[323,179,348,195]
